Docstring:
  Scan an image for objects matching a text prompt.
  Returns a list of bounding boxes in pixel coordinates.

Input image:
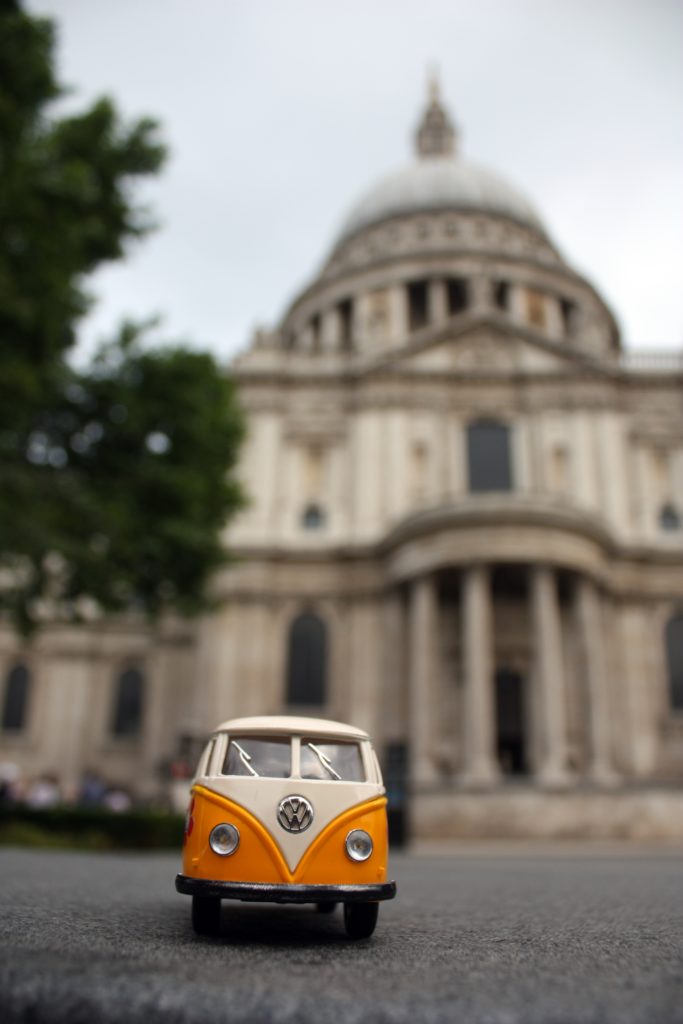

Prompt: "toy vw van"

[176,715,396,939]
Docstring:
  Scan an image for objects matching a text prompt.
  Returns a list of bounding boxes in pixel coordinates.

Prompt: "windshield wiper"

[232,741,259,777]
[306,743,342,780]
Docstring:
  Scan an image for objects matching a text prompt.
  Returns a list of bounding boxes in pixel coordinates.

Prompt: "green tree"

[0,2,245,633]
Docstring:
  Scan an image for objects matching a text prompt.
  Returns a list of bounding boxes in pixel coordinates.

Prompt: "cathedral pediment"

[383,322,597,375]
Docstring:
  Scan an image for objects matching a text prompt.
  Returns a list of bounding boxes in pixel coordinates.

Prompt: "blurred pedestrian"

[0,762,20,805]
[25,773,61,809]
[103,788,132,813]
[78,770,107,807]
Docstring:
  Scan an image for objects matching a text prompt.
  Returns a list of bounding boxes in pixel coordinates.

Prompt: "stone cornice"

[379,496,616,555]
[223,498,683,589]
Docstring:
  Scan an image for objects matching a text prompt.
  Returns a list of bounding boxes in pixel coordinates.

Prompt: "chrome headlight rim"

[209,822,240,856]
[345,828,373,862]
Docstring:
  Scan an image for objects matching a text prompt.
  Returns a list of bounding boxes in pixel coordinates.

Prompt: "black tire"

[343,901,379,939]
[191,895,221,935]
[316,901,338,914]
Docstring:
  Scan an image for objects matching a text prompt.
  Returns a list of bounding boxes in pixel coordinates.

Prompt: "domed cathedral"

[209,82,683,837]
[2,84,682,836]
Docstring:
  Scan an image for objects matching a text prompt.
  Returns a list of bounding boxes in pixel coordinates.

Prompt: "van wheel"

[344,901,378,939]
[316,901,337,914]
[191,895,221,935]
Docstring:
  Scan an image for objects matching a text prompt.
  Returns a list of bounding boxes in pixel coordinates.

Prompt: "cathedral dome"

[337,155,547,243]
[334,78,547,246]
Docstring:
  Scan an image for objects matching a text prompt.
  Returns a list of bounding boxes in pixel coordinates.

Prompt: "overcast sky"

[28,0,683,361]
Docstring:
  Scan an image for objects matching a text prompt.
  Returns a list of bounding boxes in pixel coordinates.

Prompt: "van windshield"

[223,737,291,778]
[300,740,365,782]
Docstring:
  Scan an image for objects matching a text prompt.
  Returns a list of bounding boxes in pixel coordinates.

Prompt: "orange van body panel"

[295,798,389,883]
[183,785,388,885]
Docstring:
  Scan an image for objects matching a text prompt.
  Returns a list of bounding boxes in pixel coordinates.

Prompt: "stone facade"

[2,87,683,835]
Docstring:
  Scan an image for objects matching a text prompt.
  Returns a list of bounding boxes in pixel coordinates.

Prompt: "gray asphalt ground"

[0,845,681,1024]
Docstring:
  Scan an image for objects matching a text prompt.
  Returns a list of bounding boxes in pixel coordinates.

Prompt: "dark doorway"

[383,742,409,848]
[495,668,527,775]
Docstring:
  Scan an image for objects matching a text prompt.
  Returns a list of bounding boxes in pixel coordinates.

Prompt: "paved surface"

[0,846,681,1023]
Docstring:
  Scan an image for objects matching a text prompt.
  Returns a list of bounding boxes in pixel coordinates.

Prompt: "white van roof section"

[213,715,370,740]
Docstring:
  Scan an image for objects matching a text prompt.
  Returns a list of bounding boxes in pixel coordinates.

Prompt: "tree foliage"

[0,2,245,633]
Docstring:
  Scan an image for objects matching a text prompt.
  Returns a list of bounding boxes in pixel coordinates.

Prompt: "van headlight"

[209,823,240,856]
[345,829,373,862]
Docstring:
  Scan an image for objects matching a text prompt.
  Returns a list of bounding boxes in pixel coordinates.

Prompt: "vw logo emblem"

[277,795,314,834]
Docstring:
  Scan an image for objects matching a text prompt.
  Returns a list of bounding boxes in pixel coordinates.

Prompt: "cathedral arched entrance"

[495,667,528,776]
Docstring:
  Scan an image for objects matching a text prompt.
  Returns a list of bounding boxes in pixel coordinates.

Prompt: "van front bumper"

[175,873,396,904]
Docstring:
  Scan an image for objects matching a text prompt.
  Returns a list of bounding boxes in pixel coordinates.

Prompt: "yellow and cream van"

[175,716,396,939]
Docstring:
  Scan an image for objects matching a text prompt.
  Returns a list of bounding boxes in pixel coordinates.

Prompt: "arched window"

[286,613,327,706]
[111,667,145,737]
[660,503,681,531]
[302,503,325,530]
[467,420,513,492]
[1,664,30,731]
[665,615,683,711]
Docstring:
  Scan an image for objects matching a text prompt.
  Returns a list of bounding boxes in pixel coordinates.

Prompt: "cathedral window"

[447,278,468,315]
[660,503,681,531]
[111,667,145,737]
[1,663,30,731]
[494,281,510,311]
[407,280,429,331]
[338,299,353,351]
[560,298,576,337]
[302,503,325,529]
[286,613,327,707]
[467,420,513,492]
[310,314,321,353]
[665,615,683,711]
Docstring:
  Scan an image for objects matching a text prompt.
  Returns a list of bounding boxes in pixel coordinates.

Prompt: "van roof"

[213,715,370,740]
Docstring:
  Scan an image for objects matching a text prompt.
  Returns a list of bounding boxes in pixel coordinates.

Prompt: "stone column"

[408,574,440,784]
[428,279,448,327]
[321,308,340,352]
[469,274,493,313]
[460,565,499,784]
[509,283,528,323]
[389,284,408,343]
[576,577,618,784]
[543,295,564,340]
[531,565,571,785]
